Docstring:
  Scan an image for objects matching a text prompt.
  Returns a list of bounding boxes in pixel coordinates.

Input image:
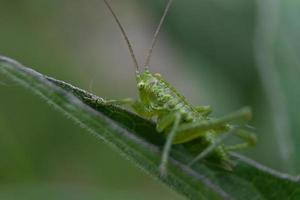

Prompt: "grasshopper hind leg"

[188,128,257,169]
[225,129,257,151]
[177,107,256,169]
[188,131,231,167]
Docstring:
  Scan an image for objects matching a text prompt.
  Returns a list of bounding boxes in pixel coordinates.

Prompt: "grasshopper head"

[136,70,154,90]
[136,70,161,105]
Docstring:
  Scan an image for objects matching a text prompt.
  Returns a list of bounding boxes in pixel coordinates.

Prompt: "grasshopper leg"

[159,112,181,177]
[84,96,155,118]
[188,128,256,167]
[83,96,136,107]
[188,128,237,167]
[156,112,179,132]
[225,129,257,151]
[102,98,135,106]
[103,98,148,115]
[179,107,252,132]
[174,107,252,144]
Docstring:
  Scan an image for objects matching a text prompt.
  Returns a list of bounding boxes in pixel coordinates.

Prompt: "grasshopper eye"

[137,82,145,89]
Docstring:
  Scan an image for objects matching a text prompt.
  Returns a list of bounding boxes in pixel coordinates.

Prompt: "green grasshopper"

[98,0,257,176]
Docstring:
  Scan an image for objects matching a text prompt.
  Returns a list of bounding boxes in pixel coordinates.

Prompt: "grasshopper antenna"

[103,0,140,73]
[144,0,174,68]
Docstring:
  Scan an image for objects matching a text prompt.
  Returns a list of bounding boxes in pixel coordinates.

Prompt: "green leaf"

[0,56,299,200]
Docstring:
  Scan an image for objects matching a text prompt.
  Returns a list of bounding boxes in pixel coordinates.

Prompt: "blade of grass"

[254,0,295,172]
[1,56,299,200]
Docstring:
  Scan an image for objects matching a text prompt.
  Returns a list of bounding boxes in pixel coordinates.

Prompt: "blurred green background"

[0,0,299,199]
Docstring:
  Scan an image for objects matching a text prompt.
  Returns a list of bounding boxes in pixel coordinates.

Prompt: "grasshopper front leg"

[157,112,182,177]
[84,96,155,118]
